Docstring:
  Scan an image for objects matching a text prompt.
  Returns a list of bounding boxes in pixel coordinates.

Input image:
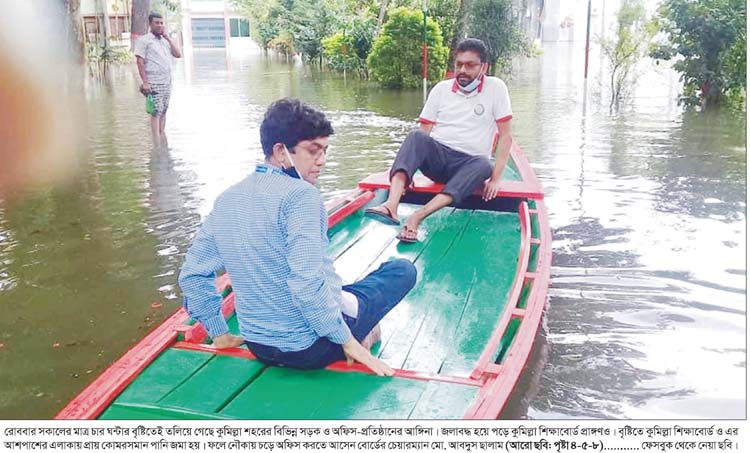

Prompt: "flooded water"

[0,43,745,419]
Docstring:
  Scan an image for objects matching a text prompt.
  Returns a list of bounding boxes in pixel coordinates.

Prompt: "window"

[229,18,250,38]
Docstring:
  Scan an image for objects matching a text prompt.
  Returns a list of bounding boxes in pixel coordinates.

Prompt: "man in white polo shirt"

[134,12,181,148]
[365,38,514,242]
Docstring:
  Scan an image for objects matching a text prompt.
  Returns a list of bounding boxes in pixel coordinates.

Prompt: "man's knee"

[470,157,493,180]
[388,258,417,290]
[403,129,433,151]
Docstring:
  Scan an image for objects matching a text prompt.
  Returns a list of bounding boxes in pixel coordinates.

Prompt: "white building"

[180,0,252,50]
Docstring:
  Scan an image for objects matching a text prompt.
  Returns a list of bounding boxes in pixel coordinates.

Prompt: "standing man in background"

[134,12,181,148]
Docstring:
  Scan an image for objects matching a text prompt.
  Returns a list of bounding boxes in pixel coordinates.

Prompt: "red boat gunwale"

[56,145,551,420]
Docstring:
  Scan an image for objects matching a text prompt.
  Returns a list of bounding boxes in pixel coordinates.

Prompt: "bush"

[322,17,376,77]
[367,7,449,88]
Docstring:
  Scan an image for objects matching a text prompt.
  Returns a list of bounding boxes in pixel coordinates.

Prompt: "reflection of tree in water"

[607,109,746,222]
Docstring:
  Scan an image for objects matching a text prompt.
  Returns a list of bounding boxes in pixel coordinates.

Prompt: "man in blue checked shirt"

[179,98,417,376]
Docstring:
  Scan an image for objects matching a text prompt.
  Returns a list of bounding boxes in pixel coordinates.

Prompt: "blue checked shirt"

[178,164,352,352]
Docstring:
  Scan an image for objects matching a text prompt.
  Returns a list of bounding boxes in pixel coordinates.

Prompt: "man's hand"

[482,177,502,201]
[140,82,152,95]
[212,334,244,349]
[342,337,394,377]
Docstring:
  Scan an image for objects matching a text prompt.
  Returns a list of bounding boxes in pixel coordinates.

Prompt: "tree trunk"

[99,0,111,48]
[131,0,150,47]
[701,80,721,109]
[376,0,390,35]
[448,0,471,68]
[65,0,86,64]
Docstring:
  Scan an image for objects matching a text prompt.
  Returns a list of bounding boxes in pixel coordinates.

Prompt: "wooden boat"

[56,143,551,420]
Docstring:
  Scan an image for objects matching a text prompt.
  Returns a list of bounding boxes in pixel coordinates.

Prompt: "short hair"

[260,98,334,158]
[456,38,489,63]
[148,12,163,23]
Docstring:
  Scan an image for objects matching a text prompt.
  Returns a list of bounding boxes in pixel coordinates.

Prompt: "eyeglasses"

[454,62,482,71]
[294,145,328,160]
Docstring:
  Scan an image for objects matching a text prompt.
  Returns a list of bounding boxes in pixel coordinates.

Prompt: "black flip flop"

[364,205,400,226]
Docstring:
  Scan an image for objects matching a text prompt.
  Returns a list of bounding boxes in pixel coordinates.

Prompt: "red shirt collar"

[451,74,486,94]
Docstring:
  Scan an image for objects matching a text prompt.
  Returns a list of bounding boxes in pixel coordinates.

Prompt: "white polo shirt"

[418,75,512,156]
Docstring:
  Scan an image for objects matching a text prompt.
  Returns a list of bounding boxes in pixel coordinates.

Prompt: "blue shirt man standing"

[179,98,416,376]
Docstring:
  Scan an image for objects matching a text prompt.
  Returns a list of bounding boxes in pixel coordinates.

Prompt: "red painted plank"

[358,147,544,199]
[172,342,481,388]
[328,190,376,229]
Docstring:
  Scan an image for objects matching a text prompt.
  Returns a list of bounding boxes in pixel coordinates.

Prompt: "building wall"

[180,0,252,50]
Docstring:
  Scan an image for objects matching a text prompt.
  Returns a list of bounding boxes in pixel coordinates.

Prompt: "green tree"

[323,17,377,76]
[651,0,746,108]
[367,7,449,88]
[427,0,460,52]
[465,0,529,74]
[598,0,655,109]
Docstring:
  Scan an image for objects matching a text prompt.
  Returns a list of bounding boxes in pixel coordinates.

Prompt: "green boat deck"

[100,202,523,419]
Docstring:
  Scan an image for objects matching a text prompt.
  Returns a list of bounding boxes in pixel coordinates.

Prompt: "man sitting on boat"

[179,98,417,376]
[365,38,514,242]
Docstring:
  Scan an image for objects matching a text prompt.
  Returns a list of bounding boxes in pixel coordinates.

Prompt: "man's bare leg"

[150,115,161,146]
[399,193,453,241]
[159,113,168,148]
[367,170,409,222]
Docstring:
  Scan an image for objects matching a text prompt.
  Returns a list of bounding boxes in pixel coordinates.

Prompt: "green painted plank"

[371,208,472,368]
[159,355,266,414]
[437,212,521,375]
[408,381,480,419]
[219,368,429,419]
[114,348,212,405]
[100,403,232,420]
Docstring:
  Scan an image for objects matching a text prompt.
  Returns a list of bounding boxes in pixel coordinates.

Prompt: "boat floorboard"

[100,204,521,419]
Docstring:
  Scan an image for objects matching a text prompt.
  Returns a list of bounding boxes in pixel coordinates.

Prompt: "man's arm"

[483,119,513,201]
[164,34,182,58]
[178,214,239,347]
[418,122,434,134]
[135,56,150,93]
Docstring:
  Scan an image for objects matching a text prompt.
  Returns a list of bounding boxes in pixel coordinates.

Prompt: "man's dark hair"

[148,12,163,23]
[455,38,489,63]
[260,98,334,158]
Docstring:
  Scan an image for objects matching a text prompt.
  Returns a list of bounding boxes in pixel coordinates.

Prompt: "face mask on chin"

[282,145,302,180]
[459,75,482,93]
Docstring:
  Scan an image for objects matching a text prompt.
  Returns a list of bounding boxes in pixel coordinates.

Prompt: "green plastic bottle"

[145,94,155,115]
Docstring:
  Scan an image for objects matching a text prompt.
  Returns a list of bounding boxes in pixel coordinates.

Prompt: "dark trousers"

[246,259,417,370]
[391,130,493,204]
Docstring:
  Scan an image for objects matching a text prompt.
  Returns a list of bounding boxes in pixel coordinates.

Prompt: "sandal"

[364,205,400,226]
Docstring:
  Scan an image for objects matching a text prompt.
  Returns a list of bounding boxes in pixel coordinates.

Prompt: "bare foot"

[361,324,381,350]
